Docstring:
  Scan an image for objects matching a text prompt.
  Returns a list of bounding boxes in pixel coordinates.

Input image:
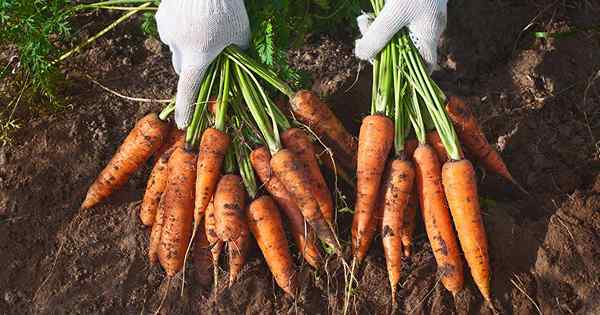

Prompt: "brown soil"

[1,1,600,314]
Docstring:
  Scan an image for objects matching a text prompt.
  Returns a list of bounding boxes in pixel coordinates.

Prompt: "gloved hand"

[156,0,250,129]
[355,0,447,71]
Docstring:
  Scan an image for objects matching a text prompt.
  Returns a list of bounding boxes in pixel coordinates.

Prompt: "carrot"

[250,147,321,269]
[290,90,357,171]
[281,128,334,224]
[204,200,223,285]
[270,149,340,251]
[140,129,185,226]
[400,189,417,257]
[313,143,354,188]
[381,159,415,302]
[193,219,213,287]
[413,144,464,295]
[426,131,450,163]
[442,159,491,301]
[445,96,518,187]
[227,229,249,287]
[352,114,394,263]
[214,174,247,242]
[247,196,298,296]
[157,147,197,276]
[148,189,167,265]
[82,113,169,209]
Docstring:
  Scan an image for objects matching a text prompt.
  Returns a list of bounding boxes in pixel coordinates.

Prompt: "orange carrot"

[247,196,298,296]
[270,149,339,251]
[290,90,357,171]
[281,128,334,224]
[400,189,417,257]
[445,96,517,186]
[148,189,167,265]
[352,114,394,263]
[193,219,213,287]
[227,230,249,287]
[82,113,169,209]
[426,131,450,163]
[442,159,491,301]
[157,147,197,276]
[204,200,223,285]
[250,147,321,269]
[413,144,464,294]
[214,175,247,242]
[140,129,185,226]
[381,159,415,302]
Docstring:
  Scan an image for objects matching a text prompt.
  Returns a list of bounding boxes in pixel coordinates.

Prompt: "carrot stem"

[215,58,231,131]
[158,99,176,121]
[186,60,219,147]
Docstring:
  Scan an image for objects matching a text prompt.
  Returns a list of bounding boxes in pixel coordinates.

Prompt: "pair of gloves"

[156,0,448,129]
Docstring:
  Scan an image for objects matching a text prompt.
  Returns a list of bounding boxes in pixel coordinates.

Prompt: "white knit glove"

[355,0,447,71]
[156,0,250,129]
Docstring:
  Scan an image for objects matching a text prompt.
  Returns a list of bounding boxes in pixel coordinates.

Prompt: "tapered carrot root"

[250,147,321,268]
[228,231,249,287]
[205,200,223,285]
[413,144,464,294]
[148,190,167,265]
[445,96,520,190]
[352,115,394,263]
[158,148,197,276]
[281,128,334,224]
[381,159,415,302]
[140,130,185,226]
[271,149,340,252]
[214,175,247,242]
[426,131,450,163]
[82,113,169,209]
[193,220,213,287]
[247,196,298,296]
[400,190,418,257]
[290,90,357,171]
[442,159,491,301]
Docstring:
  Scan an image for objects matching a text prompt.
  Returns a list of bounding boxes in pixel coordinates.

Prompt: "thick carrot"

[400,189,418,257]
[158,147,197,276]
[193,219,213,287]
[413,144,464,294]
[352,114,394,263]
[82,113,169,209]
[445,96,516,185]
[204,200,223,283]
[442,159,491,301]
[270,149,339,251]
[140,129,185,226]
[250,147,321,269]
[227,230,249,287]
[426,131,449,163]
[381,159,415,302]
[214,174,247,242]
[148,190,167,265]
[247,196,298,296]
[281,128,334,224]
[290,90,357,171]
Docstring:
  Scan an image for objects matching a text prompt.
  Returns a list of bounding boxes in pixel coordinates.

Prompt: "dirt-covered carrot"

[281,128,334,224]
[148,190,167,265]
[443,159,491,301]
[247,196,298,296]
[82,113,169,209]
[140,129,185,226]
[400,190,417,257]
[204,200,223,286]
[214,174,247,242]
[227,231,249,287]
[352,114,394,263]
[250,146,321,269]
[158,147,197,276]
[290,90,358,171]
[193,219,213,287]
[426,130,449,163]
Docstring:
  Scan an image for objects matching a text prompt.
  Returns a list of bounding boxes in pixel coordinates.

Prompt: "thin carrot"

[193,218,213,287]
[352,114,394,263]
[442,159,491,301]
[400,189,417,257]
[281,128,334,224]
[413,144,464,295]
[204,200,223,286]
[82,113,169,209]
[247,196,298,296]
[426,130,450,163]
[214,174,247,242]
[290,90,358,171]
[148,189,167,265]
[157,147,197,276]
[140,129,185,226]
[250,146,321,269]
[381,159,415,302]
[227,230,249,287]
[270,149,340,252]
